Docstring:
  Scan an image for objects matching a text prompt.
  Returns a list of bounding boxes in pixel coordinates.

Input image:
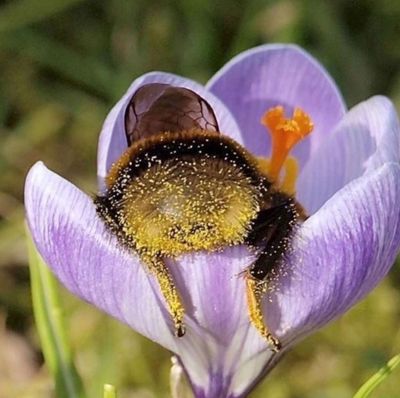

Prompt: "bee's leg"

[244,198,298,352]
[245,271,281,352]
[145,256,186,337]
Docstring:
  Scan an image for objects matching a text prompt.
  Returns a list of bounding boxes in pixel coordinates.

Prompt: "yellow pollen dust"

[261,106,313,183]
[246,276,281,351]
[119,157,259,257]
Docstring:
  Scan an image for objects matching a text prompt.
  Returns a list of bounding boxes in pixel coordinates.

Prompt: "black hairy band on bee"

[108,130,269,189]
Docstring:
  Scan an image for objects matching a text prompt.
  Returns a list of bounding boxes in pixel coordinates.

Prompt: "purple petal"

[25,162,177,350]
[298,96,400,213]
[207,44,346,166]
[97,72,243,188]
[270,162,400,346]
[169,250,276,397]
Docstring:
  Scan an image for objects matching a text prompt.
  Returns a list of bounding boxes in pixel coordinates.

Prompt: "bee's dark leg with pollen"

[245,274,281,351]
[143,255,186,337]
[244,196,299,352]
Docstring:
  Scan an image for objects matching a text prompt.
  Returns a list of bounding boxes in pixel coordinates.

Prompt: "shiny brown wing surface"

[124,83,219,145]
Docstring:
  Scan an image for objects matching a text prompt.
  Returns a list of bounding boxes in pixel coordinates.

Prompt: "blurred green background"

[0,0,400,397]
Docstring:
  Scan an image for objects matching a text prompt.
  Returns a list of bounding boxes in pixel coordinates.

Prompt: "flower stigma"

[260,106,314,190]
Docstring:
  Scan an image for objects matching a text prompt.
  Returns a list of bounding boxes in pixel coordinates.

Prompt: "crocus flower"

[25,44,400,398]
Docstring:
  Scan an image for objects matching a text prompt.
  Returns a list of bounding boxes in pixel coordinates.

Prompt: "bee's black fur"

[114,133,266,187]
[245,196,298,280]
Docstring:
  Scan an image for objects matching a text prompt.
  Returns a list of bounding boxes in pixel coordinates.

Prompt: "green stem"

[27,229,86,398]
[354,353,400,398]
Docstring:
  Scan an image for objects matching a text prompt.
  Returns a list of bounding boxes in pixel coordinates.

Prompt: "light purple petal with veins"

[270,162,400,347]
[97,72,243,188]
[25,162,177,350]
[207,44,346,167]
[297,96,400,213]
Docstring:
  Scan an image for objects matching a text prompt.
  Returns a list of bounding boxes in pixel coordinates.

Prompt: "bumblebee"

[95,83,312,352]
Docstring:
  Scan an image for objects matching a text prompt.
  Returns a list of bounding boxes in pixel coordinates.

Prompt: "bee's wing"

[124,83,219,145]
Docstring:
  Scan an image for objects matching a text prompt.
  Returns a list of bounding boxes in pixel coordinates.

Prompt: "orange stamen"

[261,106,313,181]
